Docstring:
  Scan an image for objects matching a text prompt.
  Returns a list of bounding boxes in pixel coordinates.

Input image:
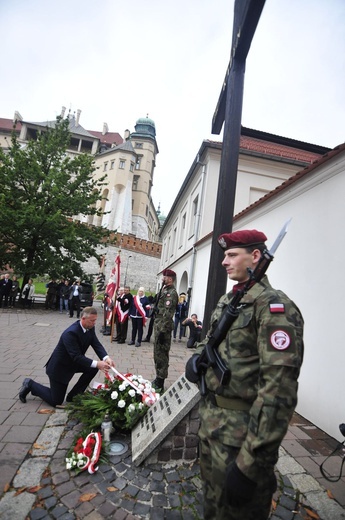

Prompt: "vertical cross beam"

[202,0,266,336]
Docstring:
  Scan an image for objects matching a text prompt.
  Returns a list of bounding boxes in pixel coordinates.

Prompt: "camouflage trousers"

[199,437,275,520]
[153,329,172,379]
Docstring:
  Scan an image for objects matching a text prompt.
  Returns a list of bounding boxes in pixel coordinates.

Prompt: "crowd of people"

[0,275,93,315]
[110,283,202,352]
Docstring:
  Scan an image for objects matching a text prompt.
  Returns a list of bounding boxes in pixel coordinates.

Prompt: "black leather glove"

[185,354,200,383]
[221,462,257,507]
[158,332,165,342]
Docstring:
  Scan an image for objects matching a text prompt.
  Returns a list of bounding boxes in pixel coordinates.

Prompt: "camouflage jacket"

[154,284,178,333]
[197,275,304,481]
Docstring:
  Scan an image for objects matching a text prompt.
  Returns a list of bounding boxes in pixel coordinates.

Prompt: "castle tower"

[130,116,159,239]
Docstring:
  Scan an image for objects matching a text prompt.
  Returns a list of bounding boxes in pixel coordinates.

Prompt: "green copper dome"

[134,116,156,138]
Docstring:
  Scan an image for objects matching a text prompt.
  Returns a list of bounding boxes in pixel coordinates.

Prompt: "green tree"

[0,116,110,286]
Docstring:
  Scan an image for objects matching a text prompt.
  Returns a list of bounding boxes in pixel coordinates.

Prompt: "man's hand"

[185,354,200,383]
[105,357,115,368]
[221,463,257,507]
[97,360,112,373]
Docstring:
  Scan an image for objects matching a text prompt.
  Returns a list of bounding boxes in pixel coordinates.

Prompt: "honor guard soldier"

[152,269,178,393]
[186,229,304,520]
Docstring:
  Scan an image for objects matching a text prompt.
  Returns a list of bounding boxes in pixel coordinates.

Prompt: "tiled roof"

[97,139,135,156]
[88,129,123,147]
[239,135,321,164]
[205,136,323,165]
[0,117,22,132]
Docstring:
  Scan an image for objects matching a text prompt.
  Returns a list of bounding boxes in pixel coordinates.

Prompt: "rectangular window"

[110,160,115,169]
[171,227,177,255]
[133,175,140,190]
[135,142,143,148]
[103,162,108,171]
[189,195,199,237]
[179,212,186,247]
[119,160,125,169]
[130,162,135,172]
[135,157,142,170]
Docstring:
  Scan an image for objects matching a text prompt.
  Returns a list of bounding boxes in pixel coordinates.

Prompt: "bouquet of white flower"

[66,370,160,432]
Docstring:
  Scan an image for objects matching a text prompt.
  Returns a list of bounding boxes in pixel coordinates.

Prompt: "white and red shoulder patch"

[270,303,285,313]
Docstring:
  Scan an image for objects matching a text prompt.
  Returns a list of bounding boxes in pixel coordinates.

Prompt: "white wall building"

[159,129,328,316]
[159,129,345,441]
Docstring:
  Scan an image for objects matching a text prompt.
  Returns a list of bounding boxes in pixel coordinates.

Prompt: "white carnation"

[128,403,136,412]
[128,389,136,397]
[111,391,118,400]
[118,399,126,408]
[119,383,127,392]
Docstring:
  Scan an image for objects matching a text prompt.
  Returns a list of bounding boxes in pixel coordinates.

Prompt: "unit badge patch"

[270,303,285,313]
[270,330,291,350]
[166,301,171,306]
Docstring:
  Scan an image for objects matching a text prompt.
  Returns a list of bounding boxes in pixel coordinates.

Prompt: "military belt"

[207,392,252,411]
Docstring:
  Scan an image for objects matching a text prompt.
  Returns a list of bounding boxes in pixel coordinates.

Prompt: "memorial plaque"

[131,374,201,466]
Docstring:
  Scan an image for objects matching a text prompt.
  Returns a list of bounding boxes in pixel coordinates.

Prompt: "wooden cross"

[202,0,266,335]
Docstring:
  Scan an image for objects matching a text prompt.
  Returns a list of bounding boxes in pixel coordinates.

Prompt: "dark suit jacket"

[46,321,108,384]
[0,278,13,296]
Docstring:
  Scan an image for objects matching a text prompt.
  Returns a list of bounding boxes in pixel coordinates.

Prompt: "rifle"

[194,219,291,396]
[149,283,164,318]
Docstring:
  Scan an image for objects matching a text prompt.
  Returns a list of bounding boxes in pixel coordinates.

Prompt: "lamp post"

[124,255,132,286]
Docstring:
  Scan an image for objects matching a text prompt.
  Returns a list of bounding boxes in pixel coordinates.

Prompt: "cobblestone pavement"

[0,305,344,519]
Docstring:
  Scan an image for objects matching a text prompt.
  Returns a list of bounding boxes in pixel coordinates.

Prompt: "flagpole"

[110,250,121,341]
[110,252,119,341]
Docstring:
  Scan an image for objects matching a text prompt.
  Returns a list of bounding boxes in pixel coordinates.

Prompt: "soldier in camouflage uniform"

[185,229,304,520]
[152,269,178,392]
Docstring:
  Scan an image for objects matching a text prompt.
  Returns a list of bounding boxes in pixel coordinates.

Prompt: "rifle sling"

[206,392,252,411]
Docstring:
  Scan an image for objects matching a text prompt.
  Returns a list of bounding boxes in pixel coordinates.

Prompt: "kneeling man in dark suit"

[18,306,115,407]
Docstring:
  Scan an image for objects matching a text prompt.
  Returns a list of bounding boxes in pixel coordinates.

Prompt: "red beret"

[218,229,267,250]
[163,269,176,278]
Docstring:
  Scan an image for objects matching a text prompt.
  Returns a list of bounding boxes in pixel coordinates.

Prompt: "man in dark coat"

[18,307,115,407]
[0,273,13,308]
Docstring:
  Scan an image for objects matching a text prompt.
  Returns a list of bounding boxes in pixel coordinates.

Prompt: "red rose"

[84,446,92,457]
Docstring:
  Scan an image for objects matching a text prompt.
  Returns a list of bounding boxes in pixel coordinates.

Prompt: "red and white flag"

[104,254,121,325]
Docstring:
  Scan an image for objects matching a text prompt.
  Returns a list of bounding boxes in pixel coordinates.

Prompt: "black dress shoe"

[128,341,135,345]
[118,339,125,344]
[19,378,32,403]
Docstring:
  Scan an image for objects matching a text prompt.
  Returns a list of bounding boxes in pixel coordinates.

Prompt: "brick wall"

[81,234,162,293]
[146,403,200,465]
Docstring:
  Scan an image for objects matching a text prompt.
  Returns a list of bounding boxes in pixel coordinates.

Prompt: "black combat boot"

[152,377,165,393]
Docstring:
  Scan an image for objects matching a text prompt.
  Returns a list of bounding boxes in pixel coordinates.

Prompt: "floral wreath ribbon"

[109,366,159,406]
[79,432,102,474]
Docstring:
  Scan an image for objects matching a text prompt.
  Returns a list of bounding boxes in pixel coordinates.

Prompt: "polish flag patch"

[270,303,285,313]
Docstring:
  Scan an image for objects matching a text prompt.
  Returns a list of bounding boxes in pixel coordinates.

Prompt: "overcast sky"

[1,0,344,215]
